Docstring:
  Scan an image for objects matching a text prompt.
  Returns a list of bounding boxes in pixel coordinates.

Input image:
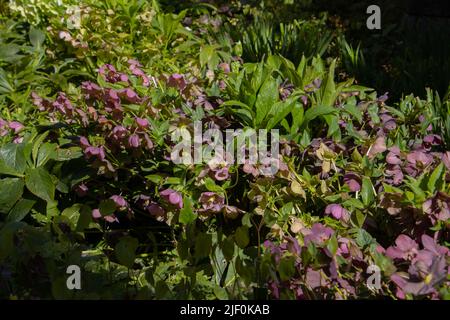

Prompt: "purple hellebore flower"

[385,165,404,185]
[92,209,102,219]
[343,172,361,192]
[104,214,119,223]
[79,136,90,148]
[222,205,242,219]
[198,192,225,213]
[324,204,349,221]
[422,192,450,224]
[386,235,419,261]
[214,167,229,181]
[303,223,334,246]
[128,134,140,148]
[8,121,24,133]
[118,88,140,103]
[406,150,433,168]
[135,117,149,128]
[75,183,88,197]
[167,73,187,91]
[368,136,387,158]
[112,125,128,140]
[386,146,402,165]
[423,134,442,150]
[85,146,106,161]
[147,203,166,222]
[160,188,183,209]
[110,195,128,210]
[218,62,230,73]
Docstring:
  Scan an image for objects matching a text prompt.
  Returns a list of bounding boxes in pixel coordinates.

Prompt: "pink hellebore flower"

[324,204,349,221]
[8,121,24,133]
[135,117,149,128]
[160,189,183,209]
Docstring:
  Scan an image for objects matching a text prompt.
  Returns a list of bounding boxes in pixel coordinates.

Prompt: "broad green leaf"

[320,59,336,107]
[204,177,224,193]
[179,197,196,224]
[115,236,139,268]
[32,131,50,165]
[7,199,35,222]
[0,222,26,261]
[0,143,26,174]
[0,178,24,213]
[76,205,93,232]
[361,177,375,206]
[25,167,55,202]
[266,99,296,130]
[255,77,279,126]
[99,199,116,216]
[427,163,444,193]
[278,256,296,281]
[195,232,212,259]
[61,204,82,227]
[29,27,46,49]
[234,226,249,248]
[327,235,338,256]
[343,103,363,123]
[303,105,336,124]
[37,143,57,167]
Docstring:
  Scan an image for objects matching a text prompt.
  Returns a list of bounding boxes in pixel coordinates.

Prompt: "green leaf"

[76,205,93,232]
[99,199,116,216]
[54,147,83,161]
[179,197,196,224]
[195,232,212,259]
[146,174,163,184]
[61,204,82,227]
[343,103,363,123]
[29,27,45,49]
[204,177,224,193]
[354,228,375,248]
[7,199,35,222]
[266,98,296,130]
[37,143,57,167]
[327,235,338,256]
[255,77,279,126]
[32,131,50,165]
[427,163,444,193]
[234,226,249,248]
[303,105,336,124]
[221,236,235,261]
[361,177,375,206]
[278,256,296,281]
[343,198,364,209]
[0,222,26,261]
[25,167,55,202]
[320,59,336,107]
[115,236,139,268]
[0,143,26,175]
[0,178,24,213]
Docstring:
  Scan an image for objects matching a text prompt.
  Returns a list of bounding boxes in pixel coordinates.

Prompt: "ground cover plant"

[0,0,449,300]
